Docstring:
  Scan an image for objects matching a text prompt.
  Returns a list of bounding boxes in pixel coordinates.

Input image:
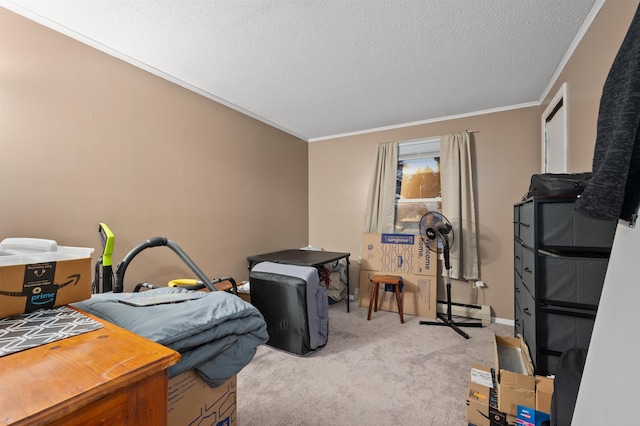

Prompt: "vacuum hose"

[114,237,222,293]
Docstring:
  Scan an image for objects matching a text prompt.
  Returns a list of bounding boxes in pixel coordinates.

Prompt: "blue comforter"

[72,287,268,387]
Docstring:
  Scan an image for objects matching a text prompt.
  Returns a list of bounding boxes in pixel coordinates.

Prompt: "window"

[394,138,441,234]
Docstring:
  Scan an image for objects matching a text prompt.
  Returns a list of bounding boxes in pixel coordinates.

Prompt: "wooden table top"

[0,308,180,425]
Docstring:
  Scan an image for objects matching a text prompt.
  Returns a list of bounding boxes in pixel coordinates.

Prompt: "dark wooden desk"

[0,309,180,425]
[247,249,351,312]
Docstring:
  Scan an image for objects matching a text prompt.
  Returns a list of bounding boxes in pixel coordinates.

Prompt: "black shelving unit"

[513,197,616,375]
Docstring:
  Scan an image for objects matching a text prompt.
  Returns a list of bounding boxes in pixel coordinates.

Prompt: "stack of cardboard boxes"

[466,335,554,426]
[358,233,438,319]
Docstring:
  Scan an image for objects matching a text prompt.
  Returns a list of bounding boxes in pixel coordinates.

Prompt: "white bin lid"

[0,238,93,266]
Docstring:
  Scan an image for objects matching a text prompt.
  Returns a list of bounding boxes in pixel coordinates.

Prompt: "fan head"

[419,211,454,252]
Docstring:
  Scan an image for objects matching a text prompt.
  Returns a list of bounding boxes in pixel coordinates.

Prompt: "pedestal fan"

[418,211,482,339]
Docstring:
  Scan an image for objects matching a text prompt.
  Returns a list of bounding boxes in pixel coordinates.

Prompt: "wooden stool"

[367,275,404,323]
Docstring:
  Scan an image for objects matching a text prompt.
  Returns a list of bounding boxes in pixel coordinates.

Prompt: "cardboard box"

[516,405,550,426]
[535,376,554,414]
[358,270,437,318]
[360,233,436,275]
[465,363,517,426]
[498,371,536,419]
[168,370,237,426]
[358,233,437,318]
[466,364,492,426]
[489,407,517,426]
[494,335,535,416]
[467,382,491,426]
[0,245,93,319]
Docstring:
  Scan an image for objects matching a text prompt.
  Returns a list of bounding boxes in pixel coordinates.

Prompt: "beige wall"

[309,0,640,320]
[309,108,541,320]
[543,0,639,172]
[0,9,309,289]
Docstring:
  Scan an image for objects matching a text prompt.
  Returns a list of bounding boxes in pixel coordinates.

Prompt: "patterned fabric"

[0,306,102,357]
[575,4,640,221]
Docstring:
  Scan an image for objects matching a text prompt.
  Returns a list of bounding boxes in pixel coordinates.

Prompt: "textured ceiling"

[2,0,600,141]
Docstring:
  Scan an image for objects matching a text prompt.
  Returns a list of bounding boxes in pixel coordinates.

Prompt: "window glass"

[394,141,441,234]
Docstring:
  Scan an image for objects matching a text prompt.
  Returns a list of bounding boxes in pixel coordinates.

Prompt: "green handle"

[98,223,115,267]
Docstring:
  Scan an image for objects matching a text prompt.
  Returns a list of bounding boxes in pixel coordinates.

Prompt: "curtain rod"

[466,129,479,133]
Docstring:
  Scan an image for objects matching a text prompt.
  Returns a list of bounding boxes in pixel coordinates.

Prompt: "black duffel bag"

[524,172,592,199]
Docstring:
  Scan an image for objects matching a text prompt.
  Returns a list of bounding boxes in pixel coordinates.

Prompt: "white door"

[542,84,567,173]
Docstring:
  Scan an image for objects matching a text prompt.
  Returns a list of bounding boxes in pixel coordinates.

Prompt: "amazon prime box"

[0,239,93,318]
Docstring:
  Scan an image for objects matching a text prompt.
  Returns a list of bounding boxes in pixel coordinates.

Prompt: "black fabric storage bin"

[514,240,522,276]
[521,246,536,294]
[538,310,595,354]
[537,352,560,376]
[519,202,534,246]
[537,203,616,249]
[538,252,609,307]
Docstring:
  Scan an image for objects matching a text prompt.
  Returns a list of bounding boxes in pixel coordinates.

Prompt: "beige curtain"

[363,142,398,233]
[440,132,479,280]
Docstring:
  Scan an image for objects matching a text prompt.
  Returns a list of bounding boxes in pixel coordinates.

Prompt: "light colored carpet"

[237,302,511,425]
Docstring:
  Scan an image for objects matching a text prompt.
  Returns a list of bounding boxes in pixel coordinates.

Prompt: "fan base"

[419,312,482,339]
